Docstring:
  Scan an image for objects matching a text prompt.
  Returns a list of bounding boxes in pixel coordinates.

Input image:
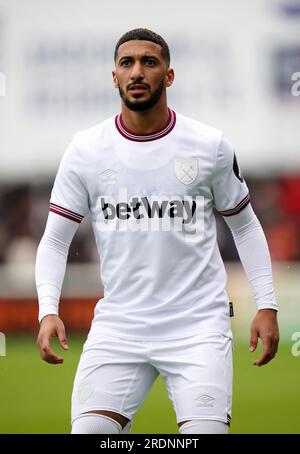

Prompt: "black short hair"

[114,28,170,67]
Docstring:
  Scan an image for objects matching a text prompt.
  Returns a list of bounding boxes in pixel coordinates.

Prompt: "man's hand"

[37,315,69,365]
[249,309,279,366]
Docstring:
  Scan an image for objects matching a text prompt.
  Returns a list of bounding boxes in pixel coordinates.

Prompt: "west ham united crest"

[174,158,198,185]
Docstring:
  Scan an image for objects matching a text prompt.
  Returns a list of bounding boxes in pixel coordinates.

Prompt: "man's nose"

[130,62,144,80]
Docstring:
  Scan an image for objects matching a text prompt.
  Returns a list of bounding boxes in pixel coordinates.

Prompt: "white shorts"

[71,331,233,426]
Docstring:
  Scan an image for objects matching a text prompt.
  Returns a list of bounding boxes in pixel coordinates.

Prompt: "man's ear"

[112,71,119,88]
[165,68,175,87]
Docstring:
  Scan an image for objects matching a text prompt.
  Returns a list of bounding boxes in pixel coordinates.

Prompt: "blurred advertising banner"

[0,0,299,181]
[0,263,298,340]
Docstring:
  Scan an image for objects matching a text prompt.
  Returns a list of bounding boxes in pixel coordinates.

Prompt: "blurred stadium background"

[0,0,300,434]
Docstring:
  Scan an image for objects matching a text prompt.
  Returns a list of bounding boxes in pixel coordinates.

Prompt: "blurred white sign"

[0,0,299,180]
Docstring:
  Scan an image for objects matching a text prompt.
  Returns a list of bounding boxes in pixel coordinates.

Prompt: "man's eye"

[121,60,131,66]
[146,59,156,66]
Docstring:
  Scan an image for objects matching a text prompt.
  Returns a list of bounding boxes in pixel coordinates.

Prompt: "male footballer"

[35,28,279,434]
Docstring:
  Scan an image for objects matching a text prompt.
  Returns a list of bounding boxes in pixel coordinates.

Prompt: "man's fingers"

[38,337,64,364]
[40,345,64,364]
[43,351,64,364]
[253,352,273,366]
[253,336,276,366]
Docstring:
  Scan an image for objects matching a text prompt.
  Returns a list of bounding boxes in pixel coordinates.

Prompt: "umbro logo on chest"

[100,169,118,184]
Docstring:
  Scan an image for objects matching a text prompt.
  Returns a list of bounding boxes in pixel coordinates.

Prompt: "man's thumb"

[250,331,258,352]
[57,328,69,350]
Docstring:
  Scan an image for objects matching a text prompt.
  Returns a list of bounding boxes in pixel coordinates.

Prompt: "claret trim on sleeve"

[49,203,84,223]
[217,193,250,217]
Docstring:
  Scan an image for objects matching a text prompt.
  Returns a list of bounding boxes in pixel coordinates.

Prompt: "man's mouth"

[129,84,148,94]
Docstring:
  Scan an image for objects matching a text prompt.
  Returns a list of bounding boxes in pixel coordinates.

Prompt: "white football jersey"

[50,108,250,339]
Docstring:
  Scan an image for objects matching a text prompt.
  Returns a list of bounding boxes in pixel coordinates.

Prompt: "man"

[35,28,279,434]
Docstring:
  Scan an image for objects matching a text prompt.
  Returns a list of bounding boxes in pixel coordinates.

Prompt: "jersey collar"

[115,108,176,142]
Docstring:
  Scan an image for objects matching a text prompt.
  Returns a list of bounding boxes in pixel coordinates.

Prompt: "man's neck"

[120,103,170,134]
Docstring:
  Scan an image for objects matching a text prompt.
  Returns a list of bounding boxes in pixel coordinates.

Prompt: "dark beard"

[119,78,165,112]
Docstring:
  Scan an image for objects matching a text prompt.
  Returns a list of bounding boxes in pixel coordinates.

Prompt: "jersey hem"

[88,327,233,342]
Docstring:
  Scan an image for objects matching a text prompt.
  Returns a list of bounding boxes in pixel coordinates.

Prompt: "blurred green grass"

[0,334,299,434]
